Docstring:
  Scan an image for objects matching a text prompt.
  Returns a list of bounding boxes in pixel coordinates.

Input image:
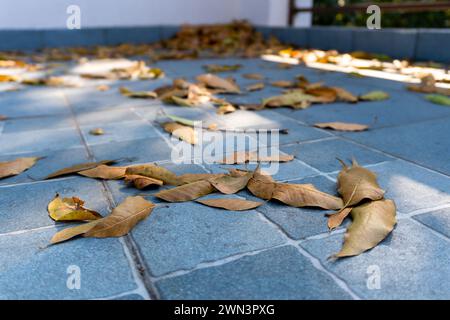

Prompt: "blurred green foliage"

[312,0,450,28]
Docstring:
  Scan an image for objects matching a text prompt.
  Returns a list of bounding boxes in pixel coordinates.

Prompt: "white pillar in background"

[294,0,313,27]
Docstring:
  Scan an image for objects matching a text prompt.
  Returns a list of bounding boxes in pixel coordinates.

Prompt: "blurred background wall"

[0,0,294,29]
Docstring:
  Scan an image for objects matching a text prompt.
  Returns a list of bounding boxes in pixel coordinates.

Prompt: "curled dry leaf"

[48,194,102,221]
[170,96,197,107]
[156,180,215,202]
[45,160,117,179]
[119,86,157,99]
[163,122,198,145]
[242,73,264,80]
[331,87,358,103]
[314,122,368,132]
[78,164,127,180]
[218,151,294,164]
[425,94,450,106]
[196,198,263,211]
[247,169,277,200]
[216,104,236,115]
[337,159,385,207]
[333,199,396,259]
[196,73,241,94]
[327,207,352,231]
[51,196,155,244]
[125,164,180,185]
[262,91,317,109]
[246,82,265,92]
[210,170,253,194]
[272,183,344,210]
[359,90,389,101]
[124,175,163,189]
[0,157,40,179]
[305,87,337,103]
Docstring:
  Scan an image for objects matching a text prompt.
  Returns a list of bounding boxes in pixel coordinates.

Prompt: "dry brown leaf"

[124,175,163,189]
[0,157,40,179]
[242,73,264,80]
[218,151,294,164]
[119,86,157,99]
[407,74,450,96]
[50,196,154,244]
[196,198,263,211]
[210,170,253,194]
[78,165,127,180]
[262,91,316,109]
[163,122,198,145]
[272,183,344,210]
[314,122,368,132]
[331,87,358,103]
[156,180,215,202]
[45,160,117,179]
[247,168,277,200]
[125,164,180,185]
[196,73,241,94]
[337,159,385,207]
[270,80,295,88]
[216,104,236,115]
[246,82,265,92]
[333,199,396,259]
[305,87,337,103]
[0,115,7,121]
[48,194,102,221]
[327,207,352,231]
[177,173,224,184]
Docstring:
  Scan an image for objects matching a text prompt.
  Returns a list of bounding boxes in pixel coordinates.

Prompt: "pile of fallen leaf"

[0,153,396,259]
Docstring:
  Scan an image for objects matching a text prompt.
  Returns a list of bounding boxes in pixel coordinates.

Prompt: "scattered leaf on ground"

[425,94,450,106]
[51,196,155,244]
[247,168,277,200]
[327,207,352,230]
[89,128,104,135]
[210,170,253,194]
[337,159,385,206]
[272,183,344,210]
[78,164,127,180]
[45,160,117,179]
[196,198,263,211]
[246,82,265,92]
[332,199,396,259]
[242,73,264,80]
[0,157,40,179]
[314,122,368,132]
[156,180,215,202]
[203,64,241,73]
[359,90,389,101]
[119,86,157,99]
[124,174,163,189]
[270,80,294,88]
[48,194,102,221]
[125,163,180,185]
[196,73,241,94]
[96,84,110,91]
[163,122,198,145]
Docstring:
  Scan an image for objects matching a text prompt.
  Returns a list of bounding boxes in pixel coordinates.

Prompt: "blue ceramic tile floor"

[0,57,449,300]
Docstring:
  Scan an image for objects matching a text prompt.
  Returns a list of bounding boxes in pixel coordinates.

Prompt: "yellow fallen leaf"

[48,194,102,221]
[314,122,368,132]
[163,122,198,145]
